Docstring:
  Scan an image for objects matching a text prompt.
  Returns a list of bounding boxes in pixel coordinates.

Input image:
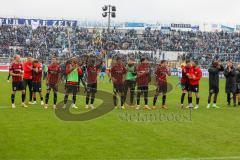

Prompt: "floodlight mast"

[102,5,116,32]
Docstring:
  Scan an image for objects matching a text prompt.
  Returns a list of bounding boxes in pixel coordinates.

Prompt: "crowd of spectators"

[0,25,69,59]
[1,25,240,66]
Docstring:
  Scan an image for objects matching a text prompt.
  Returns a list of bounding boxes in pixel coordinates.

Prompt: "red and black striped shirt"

[86,65,98,84]
[136,64,150,86]
[47,64,61,85]
[32,63,42,83]
[155,65,170,85]
[111,63,127,85]
[9,62,23,82]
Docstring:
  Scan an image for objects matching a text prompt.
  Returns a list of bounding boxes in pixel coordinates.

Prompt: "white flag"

[31,20,39,29]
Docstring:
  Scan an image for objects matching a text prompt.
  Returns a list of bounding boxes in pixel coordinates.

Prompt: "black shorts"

[156,84,167,94]
[209,86,219,94]
[12,81,24,91]
[32,82,42,92]
[189,85,199,93]
[124,80,136,92]
[137,86,149,94]
[87,83,97,93]
[113,84,124,93]
[65,84,79,94]
[23,79,32,90]
[181,83,189,91]
[47,84,58,92]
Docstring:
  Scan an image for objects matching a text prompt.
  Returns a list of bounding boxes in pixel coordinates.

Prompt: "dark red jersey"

[32,63,42,82]
[188,67,202,85]
[86,65,98,84]
[155,65,170,85]
[136,63,150,86]
[181,66,191,84]
[9,62,23,82]
[111,63,127,85]
[23,61,33,79]
[47,64,61,85]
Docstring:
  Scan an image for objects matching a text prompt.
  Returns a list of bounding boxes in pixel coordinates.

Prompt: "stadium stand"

[1,25,240,68]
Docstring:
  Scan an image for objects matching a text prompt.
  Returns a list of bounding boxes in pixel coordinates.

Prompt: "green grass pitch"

[0,72,240,160]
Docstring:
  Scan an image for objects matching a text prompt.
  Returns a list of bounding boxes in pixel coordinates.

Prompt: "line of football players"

[10,54,178,109]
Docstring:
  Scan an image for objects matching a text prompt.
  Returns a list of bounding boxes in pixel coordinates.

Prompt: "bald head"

[14,55,21,62]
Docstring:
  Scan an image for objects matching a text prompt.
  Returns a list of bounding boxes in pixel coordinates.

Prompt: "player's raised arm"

[217,61,224,72]
[65,63,74,75]
[224,61,234,77]
[208,65,218,73]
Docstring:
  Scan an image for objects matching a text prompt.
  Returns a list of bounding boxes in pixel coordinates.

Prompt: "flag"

[31,20,40,29]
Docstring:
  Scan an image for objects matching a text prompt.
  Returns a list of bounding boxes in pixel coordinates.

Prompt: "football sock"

[196,97,200,105]
[72,95,76,104]
[45,93,50,104]
[189,97,192,104]
[233,94,236,105]
[90,93,95,104]
[227,93,231,104]
[136,92,141,105]
[144,91,148,105]
[121,96,124,106]
[113,95,117,106]
[21,93,26,103]
[11,94,15,104]
[64,95,68,104]
[188,96,191,104]
[153,95,158,106]
[162,95,166,105]
[53,93,57,105]
[181,93,186,104]
[208,93,212,104]
[86,93,90,105]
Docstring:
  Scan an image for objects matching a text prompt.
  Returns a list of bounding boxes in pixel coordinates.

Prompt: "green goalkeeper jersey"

[125,65,136,81]
[67,68,79,82]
